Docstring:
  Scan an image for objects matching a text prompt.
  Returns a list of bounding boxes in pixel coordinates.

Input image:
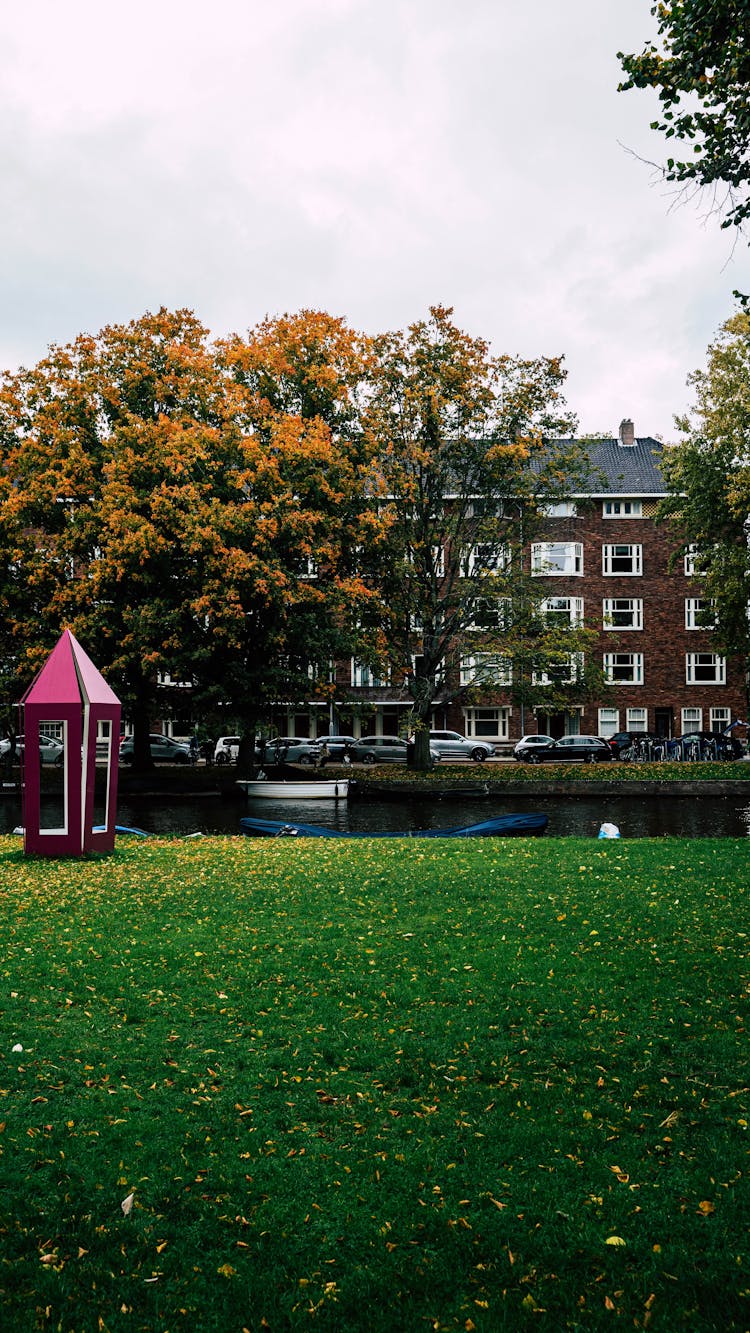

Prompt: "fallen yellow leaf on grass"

[605,1235,626,1247]
[697,1200,715,1216]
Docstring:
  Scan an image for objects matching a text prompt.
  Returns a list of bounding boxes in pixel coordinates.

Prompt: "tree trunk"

[236,731,257,778]
[407,681,435,772]
[129,671,155,772]
[131,698,154,772]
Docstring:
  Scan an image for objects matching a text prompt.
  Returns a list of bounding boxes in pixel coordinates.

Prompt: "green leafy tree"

[659,309,750,667]
[363,306,602,770]
[619,1,750,232]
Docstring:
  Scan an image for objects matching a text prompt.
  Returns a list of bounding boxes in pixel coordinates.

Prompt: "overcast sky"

[0,0,747,441]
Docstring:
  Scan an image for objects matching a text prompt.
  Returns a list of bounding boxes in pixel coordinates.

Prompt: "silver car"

[261,737,323,765]
[119,734,192,765]
[351,735,441,765]
[4,735,65,765]
[428,730,497,762]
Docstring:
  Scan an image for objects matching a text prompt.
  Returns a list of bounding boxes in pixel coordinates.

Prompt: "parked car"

[427,731,497,762]
[513,734,555,761]
[317,735,358,762]
[119,734,192,765]
[350,735,441,765]
[260,737,323,765]
[5,735,65,765]
[520,735,615,764]
[0,735,64,764]
[214,735,240,765]
[607,731,634,758]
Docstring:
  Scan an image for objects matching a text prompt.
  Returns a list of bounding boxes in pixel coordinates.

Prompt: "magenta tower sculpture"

[21,630,121,855]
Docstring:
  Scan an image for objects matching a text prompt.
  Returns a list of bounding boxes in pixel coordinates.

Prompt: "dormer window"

[603,500,642,518]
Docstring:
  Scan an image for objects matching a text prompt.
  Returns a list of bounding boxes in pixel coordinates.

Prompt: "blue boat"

[239,813,548,838]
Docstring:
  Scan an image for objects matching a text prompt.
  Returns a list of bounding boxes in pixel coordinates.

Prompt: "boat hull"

[239,813,548,838]
[238,779,349,800]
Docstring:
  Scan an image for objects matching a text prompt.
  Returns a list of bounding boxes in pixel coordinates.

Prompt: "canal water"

[2,790,749,838]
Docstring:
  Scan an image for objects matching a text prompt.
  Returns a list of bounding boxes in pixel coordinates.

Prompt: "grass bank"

[0,836,748,1331]
[356,760,750,790]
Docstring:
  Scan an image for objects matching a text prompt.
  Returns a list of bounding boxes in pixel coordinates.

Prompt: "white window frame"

[603,597,643,630]
[462,543,510,576]
[685,597,717,630]
[682,707,703,733]
[541,501,577,518]
[465,596,512,631]
[685,653,726,685]
[626,707,648,733]
[602,544,642,576]
[542,596,584,626]
[603,499,643,518]
[684,545,707,577]
[598,707,620,737]
[532,653,584,686]
[404,544,445,577]
[531,542,583,577]
[351,660,392,688]
[459,654,513,687]
[603,652,644,685]
[464,707,510,741]
[710,707,731,733]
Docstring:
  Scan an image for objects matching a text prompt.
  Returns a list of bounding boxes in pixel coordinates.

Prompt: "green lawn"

[0,835,748,1331]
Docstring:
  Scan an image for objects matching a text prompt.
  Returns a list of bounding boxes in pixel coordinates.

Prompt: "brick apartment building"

[262,420,747,750]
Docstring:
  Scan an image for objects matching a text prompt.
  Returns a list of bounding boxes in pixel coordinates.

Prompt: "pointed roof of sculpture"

[22,630,120,707]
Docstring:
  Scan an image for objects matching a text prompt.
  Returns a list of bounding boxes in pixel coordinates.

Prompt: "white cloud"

[0,0,746,438]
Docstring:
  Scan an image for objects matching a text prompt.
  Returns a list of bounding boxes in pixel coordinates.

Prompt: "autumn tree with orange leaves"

[0,308,382,770]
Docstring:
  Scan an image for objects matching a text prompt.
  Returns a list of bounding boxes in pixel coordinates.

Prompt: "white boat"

[238,778,350,800]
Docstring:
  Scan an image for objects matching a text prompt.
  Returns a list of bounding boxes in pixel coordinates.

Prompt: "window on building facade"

[459,654,513,687]
[603,597,643,630]
[531,542,583,576]
[682,707,702,733]
[710,707,731,733]
[351,660,391,687]
[157,671,194,688]
[603,499,643,518]
[541,501,577,517]
[532,653,584,686]
[684,545,707,576]
[685,598,717,629]
[541,596,584,626]
[462,543,510,576]
[603,652,644,684]
[464,707,510,740]
[598,707,619,736]
[685,653,726,684]
[602,544,642,576]
[626,707,647,732]
[465,596,512,631]
[406,544,445,577]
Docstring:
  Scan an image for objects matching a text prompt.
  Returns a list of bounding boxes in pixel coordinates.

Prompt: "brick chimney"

[618,418,635,447]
